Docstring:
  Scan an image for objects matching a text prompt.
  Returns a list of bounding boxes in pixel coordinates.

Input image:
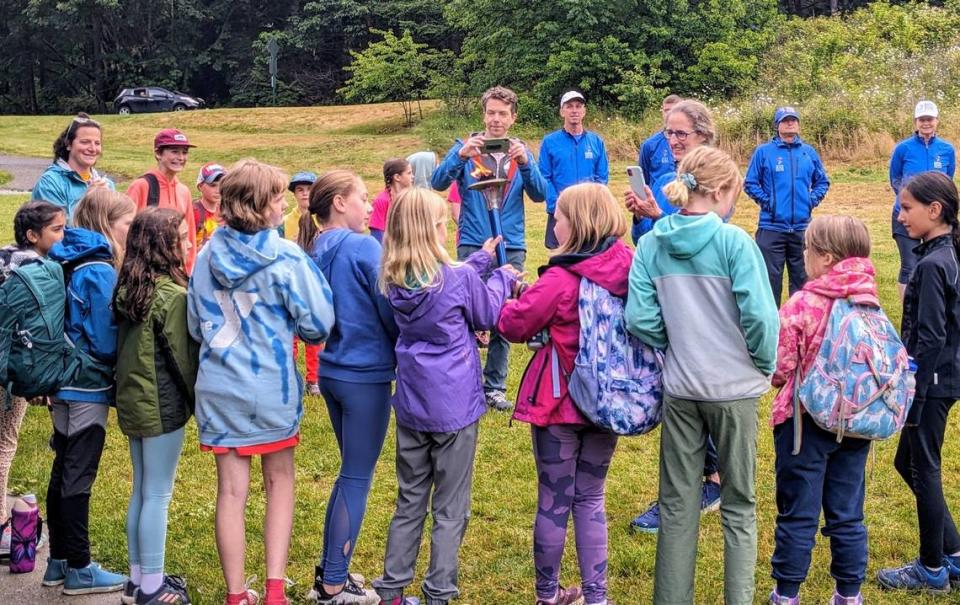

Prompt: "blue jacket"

[32,159,116,223]
[48,228,117,403]
[890,133,956,237]
[431,138,547,250]
[538,129,609,213]
[745,136,830,232]
[188,226,335,448]
[311,229,399,383]
[631,170,681,244]
[638,130,675,186]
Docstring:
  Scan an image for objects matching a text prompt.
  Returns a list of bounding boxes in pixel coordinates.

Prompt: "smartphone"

[626,166,647,200]
[481,138,510,153]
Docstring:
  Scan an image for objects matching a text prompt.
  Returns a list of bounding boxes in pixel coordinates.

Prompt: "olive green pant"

[653,395,759,605]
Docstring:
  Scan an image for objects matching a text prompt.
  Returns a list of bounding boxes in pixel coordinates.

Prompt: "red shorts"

[200,433,300,456]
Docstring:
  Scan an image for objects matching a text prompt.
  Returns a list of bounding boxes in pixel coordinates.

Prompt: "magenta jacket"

[498,238,633,426]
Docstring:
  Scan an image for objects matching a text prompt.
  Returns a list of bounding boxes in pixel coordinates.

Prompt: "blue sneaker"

[630,501,660,533]
[41,557,68,586]
[62,561,128,595]
[701,480,721,513]
[877,559,950,593]
[768,589,799,605]
[945,555,960,588]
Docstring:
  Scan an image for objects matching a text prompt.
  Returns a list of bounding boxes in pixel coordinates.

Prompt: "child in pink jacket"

[498,183,632,605]
[768,215,880,605]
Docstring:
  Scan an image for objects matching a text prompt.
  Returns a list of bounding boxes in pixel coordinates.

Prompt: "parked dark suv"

[113,87,204,114]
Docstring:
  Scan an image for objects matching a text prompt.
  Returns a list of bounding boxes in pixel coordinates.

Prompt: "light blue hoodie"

[187,226,335,447]
[32,159,115,222]
[626,213,779,401]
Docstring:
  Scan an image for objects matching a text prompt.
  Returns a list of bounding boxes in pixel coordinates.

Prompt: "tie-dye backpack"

[793,298,913,452]
[568,278,663,436]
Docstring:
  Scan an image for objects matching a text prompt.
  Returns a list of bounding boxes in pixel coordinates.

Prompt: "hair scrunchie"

[679,172,698,191]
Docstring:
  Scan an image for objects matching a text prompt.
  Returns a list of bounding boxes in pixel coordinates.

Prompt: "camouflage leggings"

[532,424,617,604]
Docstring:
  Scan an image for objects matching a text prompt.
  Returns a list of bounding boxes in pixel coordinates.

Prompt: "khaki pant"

[654,395,759,605]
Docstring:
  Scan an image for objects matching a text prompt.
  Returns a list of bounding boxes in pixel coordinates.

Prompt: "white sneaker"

[0,522,10,559]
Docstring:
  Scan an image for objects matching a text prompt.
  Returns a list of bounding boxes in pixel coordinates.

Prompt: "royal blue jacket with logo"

[432,139,546,251]
[538,129,608,213]
[889,133,956,237]
[638,130,675,186]
[744,136,830,232]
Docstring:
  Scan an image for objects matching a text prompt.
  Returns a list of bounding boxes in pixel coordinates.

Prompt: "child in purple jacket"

[374,187,520,605]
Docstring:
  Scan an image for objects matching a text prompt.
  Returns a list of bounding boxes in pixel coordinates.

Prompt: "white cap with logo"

[560,91,586,108]
[915,100,939,119]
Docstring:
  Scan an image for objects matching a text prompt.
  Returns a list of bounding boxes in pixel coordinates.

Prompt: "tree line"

[0,0,934,116]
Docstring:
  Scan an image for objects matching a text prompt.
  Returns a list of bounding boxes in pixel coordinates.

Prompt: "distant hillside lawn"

[1,104,957,604]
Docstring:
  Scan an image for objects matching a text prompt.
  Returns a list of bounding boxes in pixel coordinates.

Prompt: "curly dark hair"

[52,113,102,162]
[114,208,188,322]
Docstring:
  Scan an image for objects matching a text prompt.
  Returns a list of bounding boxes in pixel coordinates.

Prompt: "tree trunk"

[92,14,106,113]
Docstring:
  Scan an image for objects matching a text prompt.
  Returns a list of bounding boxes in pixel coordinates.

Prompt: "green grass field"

[1,104,959,604]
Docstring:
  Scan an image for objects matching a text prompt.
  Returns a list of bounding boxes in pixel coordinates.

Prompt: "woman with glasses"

[625,100,716,243]
[622,100,725,542]
[32,113,115,222]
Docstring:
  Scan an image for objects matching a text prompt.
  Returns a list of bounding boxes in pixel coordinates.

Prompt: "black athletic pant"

[46,401,108,570]
[894,397,960,568]
[756,228,807,308]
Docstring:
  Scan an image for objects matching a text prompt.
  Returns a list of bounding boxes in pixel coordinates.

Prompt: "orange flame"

[470,157,494,180]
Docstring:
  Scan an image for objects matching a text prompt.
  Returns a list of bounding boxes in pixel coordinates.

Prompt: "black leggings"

[894,397,960,567]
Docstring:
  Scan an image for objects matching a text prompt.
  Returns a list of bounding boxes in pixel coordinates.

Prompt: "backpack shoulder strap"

[143,173,160,207]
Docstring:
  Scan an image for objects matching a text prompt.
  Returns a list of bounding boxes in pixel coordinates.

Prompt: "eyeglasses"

[664,129,695,141]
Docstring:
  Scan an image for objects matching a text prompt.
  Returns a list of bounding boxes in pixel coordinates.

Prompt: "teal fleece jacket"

[625,212,779,401]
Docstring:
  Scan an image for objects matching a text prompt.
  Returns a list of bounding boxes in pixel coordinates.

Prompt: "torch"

[468,158,509,266]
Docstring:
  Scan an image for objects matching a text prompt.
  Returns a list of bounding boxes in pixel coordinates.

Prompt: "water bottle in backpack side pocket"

[906,356,917,400]
[9,493,40,573]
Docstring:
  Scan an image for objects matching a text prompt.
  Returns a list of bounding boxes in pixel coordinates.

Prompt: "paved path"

[0,497,117,604]
[0,154,49,192]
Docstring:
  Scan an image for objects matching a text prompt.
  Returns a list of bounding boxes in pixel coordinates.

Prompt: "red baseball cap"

[154,128,196,149]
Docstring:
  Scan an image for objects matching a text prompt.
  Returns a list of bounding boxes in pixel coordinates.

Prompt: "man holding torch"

[432,85,547,412]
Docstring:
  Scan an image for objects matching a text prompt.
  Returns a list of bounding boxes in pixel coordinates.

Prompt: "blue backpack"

[793,297,913,453]
[568,278,663,436]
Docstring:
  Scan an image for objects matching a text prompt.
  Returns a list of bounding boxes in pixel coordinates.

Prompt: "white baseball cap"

[915,100,939,119]
[560,91,586,108]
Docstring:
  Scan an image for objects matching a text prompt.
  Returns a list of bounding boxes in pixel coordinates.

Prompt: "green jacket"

[115,277,198,438]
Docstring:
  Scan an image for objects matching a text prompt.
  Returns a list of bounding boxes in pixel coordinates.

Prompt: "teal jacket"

[32,159,115,222]
[625,212,779,401]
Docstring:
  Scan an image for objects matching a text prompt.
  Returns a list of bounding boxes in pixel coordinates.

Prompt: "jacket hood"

[773,135,805,148]
[48,227,113,264]
[51,158,103,182]
[652,212,722,260]
[802,257,879,305]
[207,226,283,289]
[311,228,353,276]
[545,237,632,296]
[388,269,447,323]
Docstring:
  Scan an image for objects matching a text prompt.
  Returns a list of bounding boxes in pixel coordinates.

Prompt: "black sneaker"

[307,565,376,604]
[136,576,190,604]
